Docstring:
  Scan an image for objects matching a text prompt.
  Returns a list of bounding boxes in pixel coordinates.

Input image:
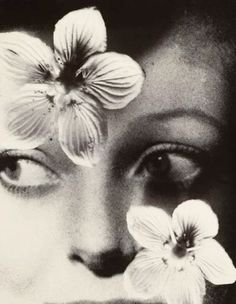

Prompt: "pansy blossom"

[124,200,236,304]
[0,7,144,167]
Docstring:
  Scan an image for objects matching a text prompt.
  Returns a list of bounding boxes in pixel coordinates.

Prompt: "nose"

[69,248,134,277]
[68,167,134,277]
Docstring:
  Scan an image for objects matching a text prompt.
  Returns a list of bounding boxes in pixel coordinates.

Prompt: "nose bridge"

[71,167,119,252]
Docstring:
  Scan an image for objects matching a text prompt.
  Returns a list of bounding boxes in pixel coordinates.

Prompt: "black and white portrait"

[0,1,235,303]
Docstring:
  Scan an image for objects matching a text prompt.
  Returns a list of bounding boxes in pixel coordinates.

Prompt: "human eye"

[129,143,207,191]
[0,149,60,198]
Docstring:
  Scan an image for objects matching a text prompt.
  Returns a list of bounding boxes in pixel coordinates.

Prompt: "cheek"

[127,178,189,214]
[0,191,65,291]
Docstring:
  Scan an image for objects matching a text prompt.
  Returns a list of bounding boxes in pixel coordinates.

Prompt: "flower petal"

[164,265,205,304]
[124,249,167,299]
[195,239,236,285]
[78,52,144,109]
[57,91,107,167]
[172,200,219,243]
[54,7,107,66]
[124,249,206,304]
[126,206,172,250]
[0,84,56,149]
[0,32,57,92]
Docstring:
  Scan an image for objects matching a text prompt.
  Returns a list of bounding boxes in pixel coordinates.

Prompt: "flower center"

[162,234,195,271]
[57,63,86,93]
[172,243,187,258]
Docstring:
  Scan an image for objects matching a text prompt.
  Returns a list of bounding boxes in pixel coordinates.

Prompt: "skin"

[0,15,235,304]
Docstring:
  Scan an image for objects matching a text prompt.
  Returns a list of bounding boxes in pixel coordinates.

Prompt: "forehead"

[11,13,232,167]
[37,17,233,163]
[108,14,235,127]
[126,42,229,121]
[37,13,233,125]
[102,41,228,157]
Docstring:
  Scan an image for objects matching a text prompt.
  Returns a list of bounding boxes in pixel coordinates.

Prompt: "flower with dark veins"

[124,200,236,304]
[0,7,144,167]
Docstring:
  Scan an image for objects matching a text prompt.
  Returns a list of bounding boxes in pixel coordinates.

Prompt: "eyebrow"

[143,108,224,133]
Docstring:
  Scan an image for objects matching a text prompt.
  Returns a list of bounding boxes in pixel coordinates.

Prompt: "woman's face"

[0,26,234,304]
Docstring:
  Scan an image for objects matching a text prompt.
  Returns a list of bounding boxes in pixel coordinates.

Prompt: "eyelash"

[130,142,207,190]
[0,150,60,198]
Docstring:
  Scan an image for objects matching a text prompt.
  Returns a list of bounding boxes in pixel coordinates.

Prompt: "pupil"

[145,153,170,176]
[4,159,21,181]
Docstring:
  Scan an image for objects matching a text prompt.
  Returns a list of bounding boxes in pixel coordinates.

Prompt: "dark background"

[0,0,235,30]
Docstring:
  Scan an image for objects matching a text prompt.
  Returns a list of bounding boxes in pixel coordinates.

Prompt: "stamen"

[169,227,177,245]
[187,245,202,252]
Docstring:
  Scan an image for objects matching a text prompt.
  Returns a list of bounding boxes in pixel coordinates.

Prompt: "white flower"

[124,200,236,304]
[0,7,144,167]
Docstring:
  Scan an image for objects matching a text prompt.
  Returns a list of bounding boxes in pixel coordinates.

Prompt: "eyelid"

[128,142,204,178]
[0,149,61,179]
[0,149,62,198]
